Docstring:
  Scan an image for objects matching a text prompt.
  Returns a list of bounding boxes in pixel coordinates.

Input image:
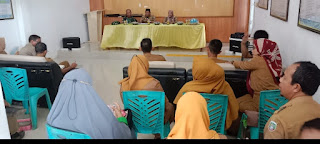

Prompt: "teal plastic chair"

[0,67,52,129]
[46,124,91,139]
[200,93,228,134]
[122,91,170,139]
[237,90,288,139]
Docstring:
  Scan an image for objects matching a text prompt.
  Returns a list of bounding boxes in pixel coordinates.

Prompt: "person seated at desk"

[207,39,228,63]
[168,92,226,139]
[19,35,41,56]
[231,38,282,112]
[264,62,320,139]
[140,9,155,23]
[174,57,239,131]
[0,37,7,54]
[163,10,177,24]
[47,69,133,139]
[123,9,137,24]
[241,30,269,58]
[140,38,166,61]
[35,42,77,75]
[119,55,175,139]
[300,118,320,139]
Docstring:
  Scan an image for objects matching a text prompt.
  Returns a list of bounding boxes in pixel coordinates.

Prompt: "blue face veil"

[47,69,132,139]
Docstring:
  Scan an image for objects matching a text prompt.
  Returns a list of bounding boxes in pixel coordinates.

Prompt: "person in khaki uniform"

[207,39,228,63]
[140,9,155,23]
[139,38,166,61]
[35,42,77,75]
[231,38,282,112]
[264,61,320,139]
[19,35,41,56]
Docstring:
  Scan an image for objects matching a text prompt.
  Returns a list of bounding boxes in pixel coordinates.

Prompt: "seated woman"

[47,69,133,139]
[168,92,226,139]
[0,37,7,54]
[174,57,239,130]
[163,10,177,24]
[231,38,282,112]
[119,55,175,138]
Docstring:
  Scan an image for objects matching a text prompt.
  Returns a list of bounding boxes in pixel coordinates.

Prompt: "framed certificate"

[298,0,320,34]
[0,0,14,20]
[258,0,269,10]
[270,0,290,21]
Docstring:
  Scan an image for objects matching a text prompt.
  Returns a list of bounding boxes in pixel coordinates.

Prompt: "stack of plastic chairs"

[46,124,91,139]
[199,93,228,134]
[237,90,288,139]
[0,67,52,129]
[122,91,170,139]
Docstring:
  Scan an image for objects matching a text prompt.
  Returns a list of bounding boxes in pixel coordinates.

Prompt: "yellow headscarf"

[168,92,220,139]
[174,57,239,129]
[119,55,154,91]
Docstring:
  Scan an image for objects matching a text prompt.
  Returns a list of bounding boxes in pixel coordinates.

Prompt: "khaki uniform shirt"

[144,53,166,61]
[233,56,279,111]
[140,15,156,23]
[19,43,36,56]
[209,57,228,63]
[264,96,320,139]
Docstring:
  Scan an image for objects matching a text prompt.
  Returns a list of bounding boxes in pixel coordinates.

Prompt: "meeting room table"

[100,23,206,49]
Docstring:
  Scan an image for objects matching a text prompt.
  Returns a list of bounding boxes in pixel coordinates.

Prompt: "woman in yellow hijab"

[173,57,239,130]
[119,55,175,138]
[168,92,225,139]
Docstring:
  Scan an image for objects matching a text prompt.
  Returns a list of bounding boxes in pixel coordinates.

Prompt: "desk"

[101,23,206,49]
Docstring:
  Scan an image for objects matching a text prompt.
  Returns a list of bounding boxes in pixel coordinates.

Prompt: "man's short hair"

[254,30,269,39]
[146,9,151,12]
[140,38,152,53]
[29,35,41,42]
[35,42,47,54]
[208,39,223,55]
[301,118,320,132]
[291,61,320,96]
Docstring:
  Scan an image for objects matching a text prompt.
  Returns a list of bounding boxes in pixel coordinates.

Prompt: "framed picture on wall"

[0,0,14,20]
[258,0,269,10]
[298,0,320,34]
[270,0,290,21]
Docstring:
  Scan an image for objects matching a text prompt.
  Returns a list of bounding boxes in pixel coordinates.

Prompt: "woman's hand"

[111,102,124,118]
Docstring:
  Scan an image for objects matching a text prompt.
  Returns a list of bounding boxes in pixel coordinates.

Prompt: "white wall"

[252,0,320,103]
[0,0,25,55]
[0,0,90,57]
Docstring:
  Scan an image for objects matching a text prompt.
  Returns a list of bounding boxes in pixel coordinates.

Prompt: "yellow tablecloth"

[101,23,206,49]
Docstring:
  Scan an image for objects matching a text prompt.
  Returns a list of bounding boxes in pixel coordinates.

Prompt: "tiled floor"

[22,42,241,139]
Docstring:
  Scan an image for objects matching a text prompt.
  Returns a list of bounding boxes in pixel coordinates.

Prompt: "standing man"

[123,9,137,24]
[140,9,155,23]
[264,61,320,139]
[19,35,41,56]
